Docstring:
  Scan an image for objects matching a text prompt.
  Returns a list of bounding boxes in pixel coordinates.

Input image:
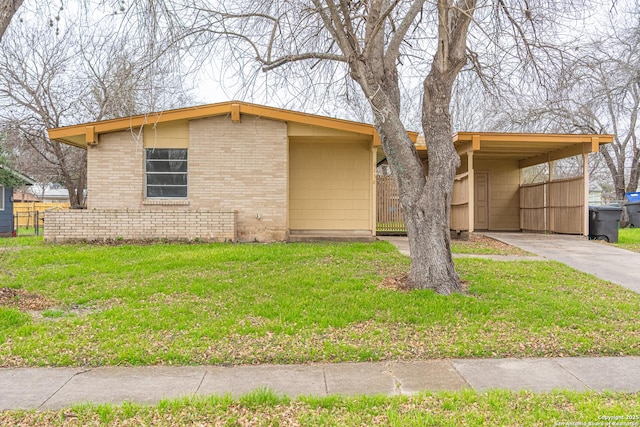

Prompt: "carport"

[447,133,614,236]
[377,132,614,236]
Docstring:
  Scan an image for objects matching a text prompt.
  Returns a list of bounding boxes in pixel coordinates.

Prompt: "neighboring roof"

[404,132,614,168]
[48,101,418,149]
[0,164,35,186]
[13,191,40,202]
[28,184,70,200]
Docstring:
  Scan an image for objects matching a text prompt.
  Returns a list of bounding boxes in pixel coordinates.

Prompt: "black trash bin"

[589,206,622,243]
[625,202,640,228]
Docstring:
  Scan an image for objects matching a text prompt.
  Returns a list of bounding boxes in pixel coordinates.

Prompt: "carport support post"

[583,151,589,237]
[467,150,475,233]
[548,158,554,232]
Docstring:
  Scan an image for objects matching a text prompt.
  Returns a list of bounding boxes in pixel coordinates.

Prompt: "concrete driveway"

[485,233,640,294]
[379,233,640,294]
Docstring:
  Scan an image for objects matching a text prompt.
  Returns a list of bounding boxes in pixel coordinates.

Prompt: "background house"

[27,183,72,203]
[0,165,34,237]
[46,101,416,243]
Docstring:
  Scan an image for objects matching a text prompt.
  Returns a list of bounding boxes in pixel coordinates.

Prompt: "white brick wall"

[53,114,289,243]
[189,115,288,242]
[44,210,236,243]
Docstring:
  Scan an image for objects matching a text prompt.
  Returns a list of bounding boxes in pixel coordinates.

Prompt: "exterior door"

[474,172,489,230]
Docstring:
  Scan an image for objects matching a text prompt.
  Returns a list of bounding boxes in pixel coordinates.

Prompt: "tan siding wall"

[88,131,145,210]
[475,159,520,230]
[289,141,372,231]
[44,210,236,242]
[189,115,288,242]
[143,121,189,148]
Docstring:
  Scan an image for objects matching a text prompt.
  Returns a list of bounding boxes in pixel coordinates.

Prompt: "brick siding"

[52,114,289,243]
[44,210,236,243]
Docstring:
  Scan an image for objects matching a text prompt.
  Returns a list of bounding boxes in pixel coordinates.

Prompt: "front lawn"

[1,240,639,366]
[2,390,639,426]
[616,228,640,253]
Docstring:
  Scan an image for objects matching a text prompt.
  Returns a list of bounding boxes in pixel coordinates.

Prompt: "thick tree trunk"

[627,145,640,195]
[400,69,462,294]
[323,0,473,294]
[0,0,23,41]
[600,145,626,200]
[376,114,461,294]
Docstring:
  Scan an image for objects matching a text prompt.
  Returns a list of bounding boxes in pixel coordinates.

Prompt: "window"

[0,185,4,211]
[145,149,188,198]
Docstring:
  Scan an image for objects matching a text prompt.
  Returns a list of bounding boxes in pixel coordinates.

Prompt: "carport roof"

[377,132,614,168]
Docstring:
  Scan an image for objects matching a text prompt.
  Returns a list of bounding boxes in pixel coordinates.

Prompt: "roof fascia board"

[455,132,614,144]
[48,101,413,148]
[519,141,604,169]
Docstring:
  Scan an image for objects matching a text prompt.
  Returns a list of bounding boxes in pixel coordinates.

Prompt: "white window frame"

[145,149,188,199]
[0,185,4,211]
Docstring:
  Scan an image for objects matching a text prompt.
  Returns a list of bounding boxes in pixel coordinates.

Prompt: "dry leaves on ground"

[0,287,54,311]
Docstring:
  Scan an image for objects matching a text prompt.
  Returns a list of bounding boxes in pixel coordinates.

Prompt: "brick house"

[46,101,414,243]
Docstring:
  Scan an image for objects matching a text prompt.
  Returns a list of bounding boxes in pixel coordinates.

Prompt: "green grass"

[1,240,639,366]
[1,390,639,426]
[616,228,640,252]
[0,235,44,247]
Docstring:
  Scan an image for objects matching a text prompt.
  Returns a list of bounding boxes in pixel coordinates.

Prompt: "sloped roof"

[48,101,418,149]
[0,164,35,186]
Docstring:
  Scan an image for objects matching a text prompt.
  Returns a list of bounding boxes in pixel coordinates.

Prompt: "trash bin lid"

[596,205,623,212]
[626,192,640,202]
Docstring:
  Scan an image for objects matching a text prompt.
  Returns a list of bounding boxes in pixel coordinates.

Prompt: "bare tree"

[0,4,193,207]
[156,0,473,293]
[0,22,88,207]
[493,4,640,201]
[135,0,586,294]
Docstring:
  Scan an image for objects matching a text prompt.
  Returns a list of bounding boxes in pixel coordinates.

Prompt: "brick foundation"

[44,210,237,243]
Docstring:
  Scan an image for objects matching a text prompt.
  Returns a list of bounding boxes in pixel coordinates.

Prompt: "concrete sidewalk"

[2,357,639,410]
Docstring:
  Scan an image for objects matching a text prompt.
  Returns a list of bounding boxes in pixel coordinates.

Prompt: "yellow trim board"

[48,101,417,149]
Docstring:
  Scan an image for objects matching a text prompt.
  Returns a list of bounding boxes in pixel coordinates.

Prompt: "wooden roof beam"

[231,103,240,123]
[85,126,96,146]
[455,135,480,156]
[519,140,601,169]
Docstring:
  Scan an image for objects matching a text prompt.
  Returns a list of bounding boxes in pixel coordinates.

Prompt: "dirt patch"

[457,234,528,255]
[0,288,55,311]
[380,274,411,291]
[379,274,471,294]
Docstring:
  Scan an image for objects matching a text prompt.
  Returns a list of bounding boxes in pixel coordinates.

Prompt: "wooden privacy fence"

[520,182,546,231]
[376,175,406,233]
[377,173,470,233]
[13,202,69,236]
[520,177,584,234]
[451,172,469,231]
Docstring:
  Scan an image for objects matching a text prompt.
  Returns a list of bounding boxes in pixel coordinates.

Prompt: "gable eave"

[48,101,417,149]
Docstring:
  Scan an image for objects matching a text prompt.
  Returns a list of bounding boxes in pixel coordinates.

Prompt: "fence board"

[549,177,584,234]
[376,175,405,233]
[451,173,469,231]
[520,183,546,231]
[13,202,69,235]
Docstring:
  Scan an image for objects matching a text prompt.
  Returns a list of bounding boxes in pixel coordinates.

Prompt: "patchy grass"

[0,235,44,247]
[1,390,639,426]
[0,240,639,367]
[451,235,529,256]
[616,228,640,253]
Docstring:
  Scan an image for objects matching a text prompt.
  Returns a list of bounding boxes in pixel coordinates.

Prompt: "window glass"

[145,149,188,198]
[0,185,4,211]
